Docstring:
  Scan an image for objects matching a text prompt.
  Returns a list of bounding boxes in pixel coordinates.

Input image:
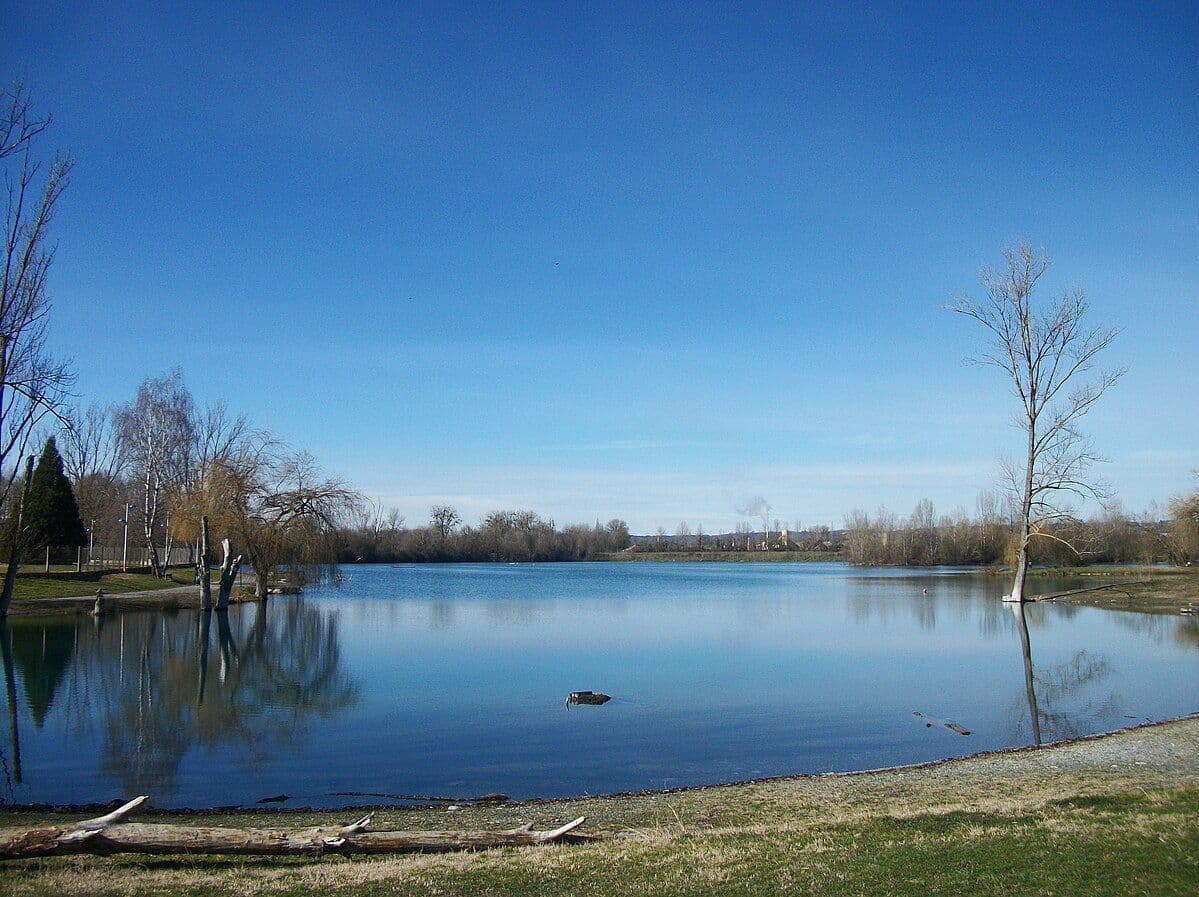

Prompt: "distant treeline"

[337,507,631,563]
[628,524,841,553]
[335,490,1199,568]
[842,496,1193,567]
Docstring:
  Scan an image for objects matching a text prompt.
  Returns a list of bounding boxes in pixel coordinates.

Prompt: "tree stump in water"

[567,691,611,706]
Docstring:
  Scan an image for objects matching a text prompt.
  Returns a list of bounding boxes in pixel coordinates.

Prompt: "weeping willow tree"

[175,441,360,600]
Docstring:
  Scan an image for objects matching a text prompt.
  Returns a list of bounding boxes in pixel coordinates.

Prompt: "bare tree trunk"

[142,466,160,577]
[254,567,269,600]
[215,539,241,610]
[1007,425,1037,603]
[0,798,595,859]
[0,456,35,617]
[163,522,173,576]
[197,516,212,611]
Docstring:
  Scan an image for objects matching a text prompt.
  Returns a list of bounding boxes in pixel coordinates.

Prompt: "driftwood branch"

[1028,581,1137,602]
[0,797,597,860]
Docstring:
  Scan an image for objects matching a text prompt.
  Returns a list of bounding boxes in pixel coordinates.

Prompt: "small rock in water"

[256,793,291,804]
[567,690,612,707]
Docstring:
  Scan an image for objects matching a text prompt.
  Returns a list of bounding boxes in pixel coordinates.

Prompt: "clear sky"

[4,1,1196,533]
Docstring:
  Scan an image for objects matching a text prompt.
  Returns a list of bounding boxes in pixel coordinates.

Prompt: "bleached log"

[0,799,596,860]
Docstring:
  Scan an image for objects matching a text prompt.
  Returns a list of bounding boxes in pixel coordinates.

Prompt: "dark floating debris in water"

[256,793,291,804]
[473,792,509,804]
[912,710,970,736]
[567,690,612,707]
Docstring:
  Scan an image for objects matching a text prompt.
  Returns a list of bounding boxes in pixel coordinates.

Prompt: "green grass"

[1,787,1194,896]
[8,570,203,601]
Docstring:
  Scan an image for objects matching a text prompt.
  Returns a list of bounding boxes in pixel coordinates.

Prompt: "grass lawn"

[2,718,1196,896]
[7,570,206,601]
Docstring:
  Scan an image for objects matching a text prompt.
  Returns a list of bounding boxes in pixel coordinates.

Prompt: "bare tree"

[60,403,126,483]
[167,401,270,600]
[188,402,251,484]
[114,371,195,576]
[58,403,128,564]
[429,505,460,541]
[951,239,1125,602]
[173,400,257,562]
[675,521,691,550]
[0,80,73,511]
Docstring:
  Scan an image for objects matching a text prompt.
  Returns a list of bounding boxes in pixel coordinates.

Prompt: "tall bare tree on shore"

[0,80,73,511]
[951,240,1124,602]
[0,80,73,614]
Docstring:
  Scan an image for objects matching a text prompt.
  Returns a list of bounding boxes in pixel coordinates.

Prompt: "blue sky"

[4,1,1196,532]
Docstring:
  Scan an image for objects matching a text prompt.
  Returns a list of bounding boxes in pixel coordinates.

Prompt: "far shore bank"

[4,562,1194,619]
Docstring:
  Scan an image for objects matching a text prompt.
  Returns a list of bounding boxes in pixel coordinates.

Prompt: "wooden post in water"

[198,516,212,611]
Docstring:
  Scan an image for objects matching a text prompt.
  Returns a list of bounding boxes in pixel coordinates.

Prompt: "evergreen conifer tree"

[19,437,87,564]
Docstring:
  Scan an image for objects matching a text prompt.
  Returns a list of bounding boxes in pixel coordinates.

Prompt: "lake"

[3,562,1197,808]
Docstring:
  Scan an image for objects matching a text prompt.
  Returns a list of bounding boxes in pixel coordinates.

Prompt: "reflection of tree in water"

[845,579,984,631]
[2,619,83,788]
[9,622,75,727]
[1,622,23,790]
[90,600,357,798]
[1175,617,1199,650]
[1008,601,1117,746]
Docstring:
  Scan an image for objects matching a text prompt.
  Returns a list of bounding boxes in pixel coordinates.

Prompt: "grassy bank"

[2,717,1197,896]
[1048,572,1199,616]
[5,570,193,602]
[1,569,257,616]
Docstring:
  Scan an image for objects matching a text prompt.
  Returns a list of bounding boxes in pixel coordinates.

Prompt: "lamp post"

[88,518,95,567]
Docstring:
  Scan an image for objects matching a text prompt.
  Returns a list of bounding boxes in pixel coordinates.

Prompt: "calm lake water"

[3,562,1197,808]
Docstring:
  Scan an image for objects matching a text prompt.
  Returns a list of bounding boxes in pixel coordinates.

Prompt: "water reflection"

[1,624,21,786]
[0,564,1196,808]
[0,600,357,800]
[1008,601,1117,746]
[1011,602,1043,745]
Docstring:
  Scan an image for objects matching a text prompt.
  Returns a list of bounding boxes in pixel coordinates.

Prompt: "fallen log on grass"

[0,796,597,860]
